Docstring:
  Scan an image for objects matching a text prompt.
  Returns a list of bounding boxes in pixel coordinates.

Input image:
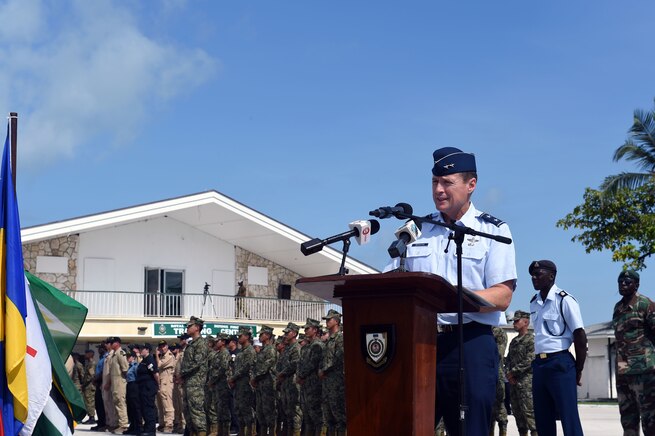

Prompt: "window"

[144,268,184,317]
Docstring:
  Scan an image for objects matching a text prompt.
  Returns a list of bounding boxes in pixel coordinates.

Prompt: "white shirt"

[384,202,517,326]
[530,284,585,354]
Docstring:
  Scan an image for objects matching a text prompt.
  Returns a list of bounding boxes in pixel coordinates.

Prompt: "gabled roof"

[585,321,614,338]
[21,190,379,278]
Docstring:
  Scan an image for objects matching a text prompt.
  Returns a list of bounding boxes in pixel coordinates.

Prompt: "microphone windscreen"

[370,219,381,235]
[395,202,413,215]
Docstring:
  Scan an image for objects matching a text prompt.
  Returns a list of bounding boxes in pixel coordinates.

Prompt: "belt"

[437,321,490,334]
[536,350,568,359]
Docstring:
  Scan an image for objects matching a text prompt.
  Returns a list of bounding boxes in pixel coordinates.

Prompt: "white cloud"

[0,0,218,165]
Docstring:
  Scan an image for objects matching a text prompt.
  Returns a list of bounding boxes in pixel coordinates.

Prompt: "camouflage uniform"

[82,355,97,420]
[252,329,277,435]
[613,291,655,436]
[505,330,536,434]
[205,337,220,434]
[181,319,209,433]
[213,336,233,435]
[273,337,286,435]
[321,310,346,433]
[232,328,256,433]
[490,327,508,435]
[297,319,325,436]
[279,323,302,435]
[72,358,84,392]
[173,344,187,433]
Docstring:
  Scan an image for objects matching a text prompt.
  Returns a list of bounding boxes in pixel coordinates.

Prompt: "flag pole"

[9,112,17,188]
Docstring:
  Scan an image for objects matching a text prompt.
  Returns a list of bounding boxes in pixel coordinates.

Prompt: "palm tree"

[600,99,655,195]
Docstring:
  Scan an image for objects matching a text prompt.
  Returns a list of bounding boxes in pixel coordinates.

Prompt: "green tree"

[600,99,655,195]
[557,184,655,270]
[559,99,655,270]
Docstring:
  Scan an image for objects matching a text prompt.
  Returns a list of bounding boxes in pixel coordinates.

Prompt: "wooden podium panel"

[296,272,483,436]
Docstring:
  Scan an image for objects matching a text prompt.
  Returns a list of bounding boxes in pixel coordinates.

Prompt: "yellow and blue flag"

[0,124,28,435]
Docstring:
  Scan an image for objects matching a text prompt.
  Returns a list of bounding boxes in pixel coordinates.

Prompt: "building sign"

[153,322,258,337]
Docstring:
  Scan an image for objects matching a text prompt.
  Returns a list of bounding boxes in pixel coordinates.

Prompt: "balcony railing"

[64,290,342,323]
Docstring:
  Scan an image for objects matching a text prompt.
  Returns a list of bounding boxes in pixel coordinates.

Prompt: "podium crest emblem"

[361,324,395,371]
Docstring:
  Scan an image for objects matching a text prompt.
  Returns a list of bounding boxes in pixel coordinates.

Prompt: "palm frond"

[628,108,655,151]
[600,172,653,196]
[613,140,655,171]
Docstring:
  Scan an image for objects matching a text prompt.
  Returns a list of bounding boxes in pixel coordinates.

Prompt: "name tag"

[411,243,428,247]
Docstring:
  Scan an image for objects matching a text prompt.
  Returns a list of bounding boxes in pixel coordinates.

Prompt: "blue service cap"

[432,147,476,176]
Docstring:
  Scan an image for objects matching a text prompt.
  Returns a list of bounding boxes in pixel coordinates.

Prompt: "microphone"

[369,202,413,219]
[301,219,381,256]
[388,220,422,258]
[348,220,378,245]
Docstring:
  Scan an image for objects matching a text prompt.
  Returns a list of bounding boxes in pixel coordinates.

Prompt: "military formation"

[72,309,345,436]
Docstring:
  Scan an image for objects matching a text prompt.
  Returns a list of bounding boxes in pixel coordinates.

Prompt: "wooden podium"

[296,272,484,436]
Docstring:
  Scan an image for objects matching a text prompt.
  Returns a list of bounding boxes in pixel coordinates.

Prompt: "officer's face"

[513,318,528,331]
[305,326,317,339]
[238,334,249,346]
[432,174,476,221]
[326,318,339,330]
[618,276,639,298]
[531,268,555,292]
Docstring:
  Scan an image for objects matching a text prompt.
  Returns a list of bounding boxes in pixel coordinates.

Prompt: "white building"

[21,190,378,344]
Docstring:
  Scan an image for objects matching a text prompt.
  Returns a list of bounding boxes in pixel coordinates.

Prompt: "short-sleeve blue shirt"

[384,202,517,326]
[530,284,585,354]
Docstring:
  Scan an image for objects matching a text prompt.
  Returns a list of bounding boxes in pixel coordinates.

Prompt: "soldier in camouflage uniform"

[82,349,97,424]
[297,318,325,436]
[319,309,346,436]
[251,326,277,435]
[273,336,286,435]
[613,270,655,436]
[278,322,302,436]
[181,316,209,435]
[205,335,220,435]
[173,334,190,433]
[505,310,536,436]
[490,326,508,436]
[211,333,233,436]
[229,326,256,436]
[71,353,84,392]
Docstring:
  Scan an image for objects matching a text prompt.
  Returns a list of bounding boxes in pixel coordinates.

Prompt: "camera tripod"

[200,282,216,318]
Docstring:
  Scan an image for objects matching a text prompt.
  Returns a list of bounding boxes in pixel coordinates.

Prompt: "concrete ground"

[74,404,627,435]
[503,403,626,436]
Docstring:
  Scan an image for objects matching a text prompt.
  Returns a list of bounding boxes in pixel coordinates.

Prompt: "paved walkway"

[74,403,626,435]
[503,403,625,436]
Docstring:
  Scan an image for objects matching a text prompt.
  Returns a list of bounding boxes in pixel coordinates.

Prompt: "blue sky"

[2,0,654,325]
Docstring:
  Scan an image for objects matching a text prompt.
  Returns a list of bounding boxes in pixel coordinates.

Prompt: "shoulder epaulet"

[478,213,505,227]
[530,294,537,303]
[559,290,576,301]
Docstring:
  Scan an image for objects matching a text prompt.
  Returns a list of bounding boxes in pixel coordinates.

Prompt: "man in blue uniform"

[529,260,586,436]
[137,343,160,436]
[385,147,517,435]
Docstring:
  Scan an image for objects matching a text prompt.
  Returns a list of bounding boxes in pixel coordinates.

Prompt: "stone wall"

[23,235,79,291]
[235,246,323,301]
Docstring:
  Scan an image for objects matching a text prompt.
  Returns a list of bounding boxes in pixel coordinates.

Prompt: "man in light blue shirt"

[529,259,586,436]
[386,147,517,435]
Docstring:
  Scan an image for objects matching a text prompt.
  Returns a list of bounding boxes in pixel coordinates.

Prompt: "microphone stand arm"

[392,211,512,434]
[337,238,351,276]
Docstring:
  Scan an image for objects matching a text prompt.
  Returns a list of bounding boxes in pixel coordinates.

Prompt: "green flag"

[25,272,87,362]
[25,272,88,433]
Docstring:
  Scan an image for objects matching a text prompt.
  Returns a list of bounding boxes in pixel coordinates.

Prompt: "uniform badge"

[360,324,395,371]
[466,235,480,246]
